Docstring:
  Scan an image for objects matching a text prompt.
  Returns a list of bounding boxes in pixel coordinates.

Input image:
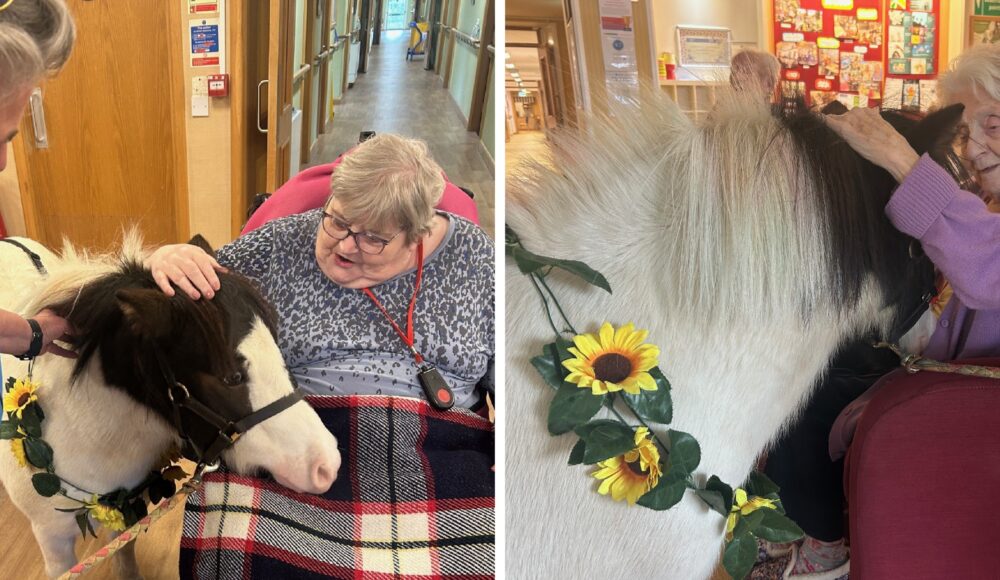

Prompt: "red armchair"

[843,361,1000,579]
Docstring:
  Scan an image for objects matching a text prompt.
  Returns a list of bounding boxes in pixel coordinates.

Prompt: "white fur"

[506,97,895,578]
[0,236,339,578]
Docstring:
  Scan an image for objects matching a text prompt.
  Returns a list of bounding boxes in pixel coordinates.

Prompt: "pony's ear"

[821,101,849,116]
[187,234,216,258]
[116,288,173,339]
[909,103,965,156]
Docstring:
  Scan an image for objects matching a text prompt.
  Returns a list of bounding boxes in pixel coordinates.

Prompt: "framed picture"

[969,15,1000,47]
[676,25,732,67]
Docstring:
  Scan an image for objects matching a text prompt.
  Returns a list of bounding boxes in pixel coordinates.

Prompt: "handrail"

[292,63,311,85]
[331,37,347,52]
[486,44,495,56]
[452,28,480,50]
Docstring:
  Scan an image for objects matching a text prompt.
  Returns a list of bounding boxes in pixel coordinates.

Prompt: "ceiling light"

[505,63,515,69]
[505,52,511,59]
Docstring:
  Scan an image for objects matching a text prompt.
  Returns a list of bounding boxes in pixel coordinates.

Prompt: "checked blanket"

[179,395,495,579]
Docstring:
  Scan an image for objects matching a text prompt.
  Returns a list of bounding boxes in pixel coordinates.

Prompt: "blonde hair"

[328,134,445,244]
[0,0,75,98]
[938,43,1000,105]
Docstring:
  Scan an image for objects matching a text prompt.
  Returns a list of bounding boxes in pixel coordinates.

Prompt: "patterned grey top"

[217,209,494,408]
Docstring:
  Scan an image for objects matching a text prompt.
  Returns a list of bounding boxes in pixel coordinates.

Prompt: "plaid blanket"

[180,395,494,579]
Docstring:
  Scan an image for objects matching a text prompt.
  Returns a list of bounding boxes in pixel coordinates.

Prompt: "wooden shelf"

[660,81,724,122]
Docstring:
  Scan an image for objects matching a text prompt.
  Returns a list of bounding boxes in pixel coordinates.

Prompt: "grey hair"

[0,0,75,98]
[938,43,1000,105]
[328,134,445,244]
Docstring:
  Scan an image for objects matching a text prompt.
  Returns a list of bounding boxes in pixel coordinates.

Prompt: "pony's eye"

[222,372,244,386]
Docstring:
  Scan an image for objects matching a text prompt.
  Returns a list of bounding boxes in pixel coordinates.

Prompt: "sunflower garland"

[507,225,804,580]
[0,374,188,538]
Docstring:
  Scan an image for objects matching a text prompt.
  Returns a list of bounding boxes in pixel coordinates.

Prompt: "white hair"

[329,134,445,244]
[938,43,1000,105]
[0,0,75,98]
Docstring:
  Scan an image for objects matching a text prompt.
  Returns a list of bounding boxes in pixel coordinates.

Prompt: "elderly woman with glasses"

[754,44,1000,578]
[148,133,494,408]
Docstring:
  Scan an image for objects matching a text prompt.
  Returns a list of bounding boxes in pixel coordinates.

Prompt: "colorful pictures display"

[770,0,937,108]
[833,16,859,39]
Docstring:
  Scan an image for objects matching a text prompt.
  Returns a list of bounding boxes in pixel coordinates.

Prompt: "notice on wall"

[976,0,1000,16]
[190,19,220,67]
[598,0,638,86]
[189,0,218,14]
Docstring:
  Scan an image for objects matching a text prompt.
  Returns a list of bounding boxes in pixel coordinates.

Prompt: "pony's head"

[44,235,340,494]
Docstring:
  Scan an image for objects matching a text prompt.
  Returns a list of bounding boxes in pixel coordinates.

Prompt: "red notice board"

[770,0,940,109]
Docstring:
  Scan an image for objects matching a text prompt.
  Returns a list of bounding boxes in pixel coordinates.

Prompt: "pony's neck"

[24,354,177,494]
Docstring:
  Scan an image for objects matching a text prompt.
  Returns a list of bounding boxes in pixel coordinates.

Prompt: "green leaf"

[702,475,734,516]
[0,420,19,440]
[748,470,780,497]
[695,489,728,517]
[75,511,91,538]
[732,508,765,538]
[621,370,672,424]
[754,508,805,544]
[531,342,565,390]
[568,439,586,465]
[722,533,758,580]
[31,472,62,497]
[665,429,701,476]
[548,382,605,435]
[636,474,687,511]
[574,420,636,464]
[505,242,612,293]
[19,405,43,438]
[24,438,53,470]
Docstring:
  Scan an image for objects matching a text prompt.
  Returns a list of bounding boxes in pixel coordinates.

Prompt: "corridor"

[310,31,496,235]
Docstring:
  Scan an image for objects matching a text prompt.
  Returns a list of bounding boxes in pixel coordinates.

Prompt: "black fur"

[779,105,964,337]
[48,260,280,445]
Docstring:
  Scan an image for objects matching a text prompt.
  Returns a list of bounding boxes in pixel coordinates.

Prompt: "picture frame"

[969,15,1000,47]
[676,25,732,68]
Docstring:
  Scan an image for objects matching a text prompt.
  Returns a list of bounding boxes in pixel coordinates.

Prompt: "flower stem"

[528,273,562,337]
[537,274,578,335]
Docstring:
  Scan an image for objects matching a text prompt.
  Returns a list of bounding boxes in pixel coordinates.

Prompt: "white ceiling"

[504,45,543,88]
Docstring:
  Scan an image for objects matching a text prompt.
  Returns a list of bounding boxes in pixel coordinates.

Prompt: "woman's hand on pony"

[35,309,76,358]
[825,107,921,183]
[146,244,226,300]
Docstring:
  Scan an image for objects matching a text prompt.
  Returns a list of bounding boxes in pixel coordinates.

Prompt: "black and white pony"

[0,234,340,578]
[506,95,962,578]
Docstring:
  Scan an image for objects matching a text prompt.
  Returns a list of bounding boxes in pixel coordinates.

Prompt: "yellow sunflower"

[10,438,27,468]
[726,488,778,540]
[88,502,126,532]
[3,377,39,419]
[592,427,662,505]
[562,322,660,395]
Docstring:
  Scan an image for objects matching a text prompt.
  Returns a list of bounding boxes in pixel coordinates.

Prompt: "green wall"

[447,0,487,119]
[479,57,494,161]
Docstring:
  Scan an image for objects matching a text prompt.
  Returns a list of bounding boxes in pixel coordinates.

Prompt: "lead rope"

[874,342,1000,379]
[56,462,218,579]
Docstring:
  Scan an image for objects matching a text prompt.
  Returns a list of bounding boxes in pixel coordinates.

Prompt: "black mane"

[778,104,964,337]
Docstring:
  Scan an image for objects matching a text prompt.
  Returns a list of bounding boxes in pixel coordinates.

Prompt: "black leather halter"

[152,336,305,469]
[166,380,305,468]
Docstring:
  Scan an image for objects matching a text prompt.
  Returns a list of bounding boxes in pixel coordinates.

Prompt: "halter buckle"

[167,382,190,403]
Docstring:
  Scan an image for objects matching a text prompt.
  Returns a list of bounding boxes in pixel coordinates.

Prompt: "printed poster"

[795,9,824,32]
[902,79,920,110]
[797,41,818,67]
[777,0,800,23]
[839,52,863,91]
[976,0,1000,16]
[919,79,938,111]
[189,18,220,67]
[819,48,840,76]
[883,78,904,109]
[834,15,859,39]
[810,90,838,109]
[777,42,798,68]
[599,0,638,88]
[836,92,869,109]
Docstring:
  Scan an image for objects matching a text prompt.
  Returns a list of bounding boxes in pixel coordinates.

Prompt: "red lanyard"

[362,241,425,365]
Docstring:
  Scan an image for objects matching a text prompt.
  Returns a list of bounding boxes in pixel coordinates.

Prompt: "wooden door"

[316,1,333,138]
[12,0,188,249]
[266,0,296,192]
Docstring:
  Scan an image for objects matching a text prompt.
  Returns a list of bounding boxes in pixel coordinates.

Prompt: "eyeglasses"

[321,211,400,255]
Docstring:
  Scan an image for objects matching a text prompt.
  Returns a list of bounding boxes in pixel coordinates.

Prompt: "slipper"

[782,543,850,580]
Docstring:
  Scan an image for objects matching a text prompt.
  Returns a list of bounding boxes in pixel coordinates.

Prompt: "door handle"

[29,88,49,149]
[256,79,268,134]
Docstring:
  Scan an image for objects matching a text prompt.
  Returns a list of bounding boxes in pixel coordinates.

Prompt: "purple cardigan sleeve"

[886,154,1000,310]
